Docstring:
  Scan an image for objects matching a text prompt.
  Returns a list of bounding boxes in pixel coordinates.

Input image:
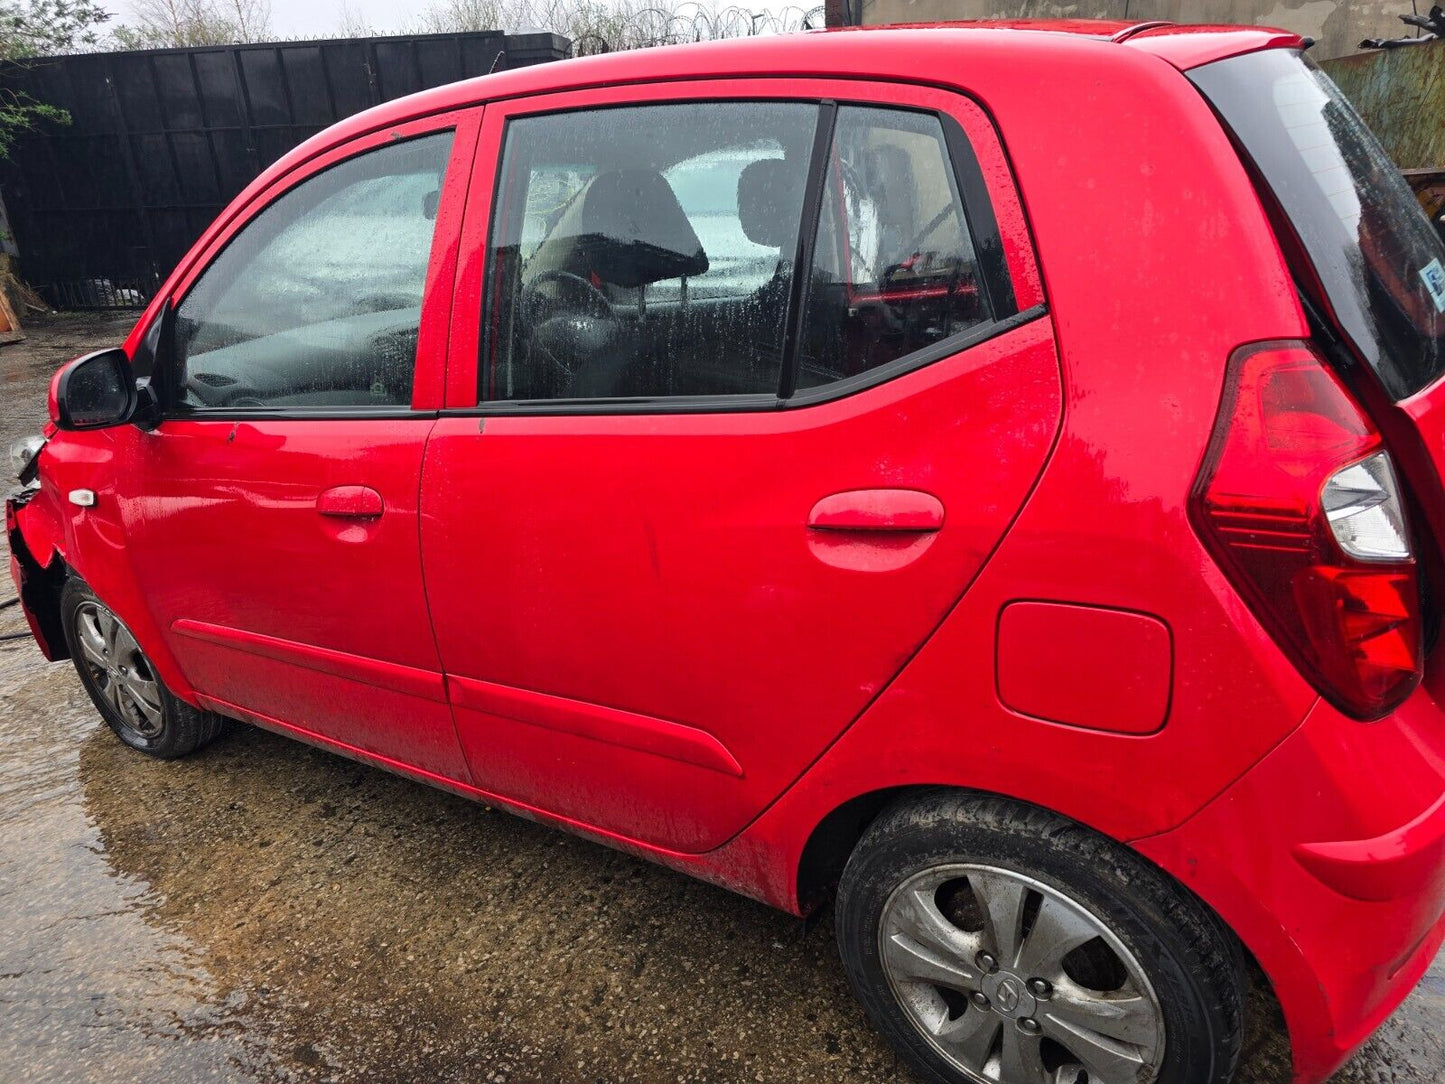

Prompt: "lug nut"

[1018,1018,1041,1034]
[970,991,990,1009]
[976,952,998,973]
[1028,978,1052,999]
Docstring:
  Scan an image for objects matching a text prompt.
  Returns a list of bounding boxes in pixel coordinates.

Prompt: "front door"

[118,113,478,781]
[422,82,1062,850]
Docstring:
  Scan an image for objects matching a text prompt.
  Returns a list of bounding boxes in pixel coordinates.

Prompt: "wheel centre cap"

[982,972,1037,1020]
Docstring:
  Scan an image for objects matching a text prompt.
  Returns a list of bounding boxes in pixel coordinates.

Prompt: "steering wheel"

[523,269,616,322]
[521,270,622,392]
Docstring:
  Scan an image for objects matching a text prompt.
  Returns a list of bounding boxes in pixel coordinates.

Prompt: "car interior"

[484,103,993,403]
[173,132,455,410]
[483,101,818,402]
[170,104,993,413]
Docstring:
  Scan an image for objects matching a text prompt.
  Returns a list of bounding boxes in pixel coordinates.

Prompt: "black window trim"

[155,125,461,422]
[778,101,838,400]
[449,304,1047,418]
[941,111,1017,320]
[155,406,444,422]
[786,303,1043,407]
[477,94,1031,416]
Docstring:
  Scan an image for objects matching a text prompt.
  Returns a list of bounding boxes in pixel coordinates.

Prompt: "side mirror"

[54,349,137,430]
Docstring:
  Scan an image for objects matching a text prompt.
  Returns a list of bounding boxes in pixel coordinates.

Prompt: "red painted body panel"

[446,674,744,777]
[1135,655,1445,1082]
[422,317,1063,852]
[995,602,1172,735]
[16,426,194,693]
[10,23,1441,1084]
[173,619,447,703]
[1122,25,1307,68]
[12,470,66,574]
[8,551,57,658]
[114,417,468,779]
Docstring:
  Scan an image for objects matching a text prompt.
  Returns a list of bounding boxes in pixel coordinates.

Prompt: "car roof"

[333,20,1299,133]
[240,20,1305,225]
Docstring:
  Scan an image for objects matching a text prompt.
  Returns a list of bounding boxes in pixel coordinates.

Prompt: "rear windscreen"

[1192,48,1445,401]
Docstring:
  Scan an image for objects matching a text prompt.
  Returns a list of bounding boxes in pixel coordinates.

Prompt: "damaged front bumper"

[5,489,66,660]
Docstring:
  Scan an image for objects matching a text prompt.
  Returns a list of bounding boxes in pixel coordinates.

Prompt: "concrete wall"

[836,1,1418,60]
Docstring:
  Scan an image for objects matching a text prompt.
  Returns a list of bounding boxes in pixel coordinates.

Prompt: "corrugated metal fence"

[0,31,569,309]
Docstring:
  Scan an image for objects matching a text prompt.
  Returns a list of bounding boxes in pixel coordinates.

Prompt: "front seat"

[737,157,804,276]
[567,169,709,291]
[736,157,806,357]
[526,169,708,397]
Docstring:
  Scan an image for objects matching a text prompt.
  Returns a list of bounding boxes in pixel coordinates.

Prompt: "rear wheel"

[61,578,225,759]
[835,792,1243,1084]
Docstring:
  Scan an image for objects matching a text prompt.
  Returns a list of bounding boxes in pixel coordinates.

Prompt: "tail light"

[1191,341,1421,719]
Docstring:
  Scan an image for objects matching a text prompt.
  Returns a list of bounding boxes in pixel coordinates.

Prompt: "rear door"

[421,80,1062,851]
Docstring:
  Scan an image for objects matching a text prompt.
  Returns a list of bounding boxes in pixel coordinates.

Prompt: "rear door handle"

[317,485,384,519]
[807,489,945,532]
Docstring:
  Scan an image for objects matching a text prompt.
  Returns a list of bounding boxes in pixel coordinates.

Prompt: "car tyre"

[835,790,1244,1084]
[60,577,226,759]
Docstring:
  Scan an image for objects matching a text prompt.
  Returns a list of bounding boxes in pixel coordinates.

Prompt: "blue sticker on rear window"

[1421,258,1445,313]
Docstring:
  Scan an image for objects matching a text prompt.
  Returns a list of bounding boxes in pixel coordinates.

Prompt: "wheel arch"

[797,784,1114,913]
[795,785,919,913]
[794,783,1292,1070]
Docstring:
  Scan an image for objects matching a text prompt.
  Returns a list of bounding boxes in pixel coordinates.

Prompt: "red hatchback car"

[9,20,1445,1084]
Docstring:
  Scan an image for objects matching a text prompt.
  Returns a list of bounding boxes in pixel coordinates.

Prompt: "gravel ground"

[2,312,1444,1084]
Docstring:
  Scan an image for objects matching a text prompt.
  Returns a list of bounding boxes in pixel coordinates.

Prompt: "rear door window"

[797,105,995,390]
[1193,49,1445,400]
[481,101,817,402]
[476,94,1022,409]
[660,145,791,302]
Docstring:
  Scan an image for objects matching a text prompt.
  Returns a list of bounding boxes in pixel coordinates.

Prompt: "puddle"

[0,660,287,1082]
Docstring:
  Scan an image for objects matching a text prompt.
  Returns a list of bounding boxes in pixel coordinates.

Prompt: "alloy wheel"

[878,863,1165,1084]
[74,601,165,741]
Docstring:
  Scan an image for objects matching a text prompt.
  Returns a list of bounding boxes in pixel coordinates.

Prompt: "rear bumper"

[1135,660,1445,1083]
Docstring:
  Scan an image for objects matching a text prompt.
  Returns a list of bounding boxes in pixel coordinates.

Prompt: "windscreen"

[1192,48,1445,400]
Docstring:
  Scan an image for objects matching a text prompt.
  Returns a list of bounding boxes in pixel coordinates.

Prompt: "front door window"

[174,131,455,410]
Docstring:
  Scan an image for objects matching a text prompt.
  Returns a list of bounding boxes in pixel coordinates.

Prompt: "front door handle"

[317,485,384,519]
[807,489,945,532]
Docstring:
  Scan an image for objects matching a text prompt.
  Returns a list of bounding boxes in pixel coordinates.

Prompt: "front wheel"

[60,578,226,759]
[835,792,1244,1084]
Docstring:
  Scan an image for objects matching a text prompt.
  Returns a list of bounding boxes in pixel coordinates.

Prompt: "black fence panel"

[0,31,569,309]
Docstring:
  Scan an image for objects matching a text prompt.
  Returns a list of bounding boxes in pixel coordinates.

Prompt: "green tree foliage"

[0,0,109,159]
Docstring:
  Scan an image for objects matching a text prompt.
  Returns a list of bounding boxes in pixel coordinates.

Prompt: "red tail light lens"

[1191,342,1421,719]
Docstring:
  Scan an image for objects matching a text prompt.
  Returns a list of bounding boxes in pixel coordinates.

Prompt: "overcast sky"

[99,0,810,42]
[100,0,452,38]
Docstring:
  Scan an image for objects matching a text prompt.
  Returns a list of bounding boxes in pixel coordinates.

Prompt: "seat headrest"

[737,158,802,249]
[576,169,708,288]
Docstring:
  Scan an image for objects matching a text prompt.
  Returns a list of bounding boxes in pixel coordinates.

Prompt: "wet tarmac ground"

[2,313,1445,1083]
